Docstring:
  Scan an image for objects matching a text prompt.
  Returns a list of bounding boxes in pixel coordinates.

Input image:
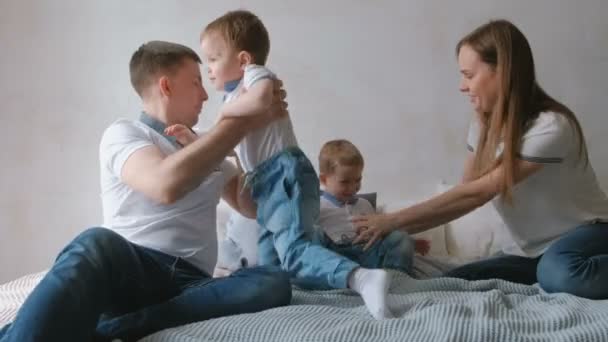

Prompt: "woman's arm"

[461,152,476,183]
[353,158,543,249]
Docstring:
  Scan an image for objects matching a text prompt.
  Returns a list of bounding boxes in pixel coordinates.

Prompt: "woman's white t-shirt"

[467,112,608,257]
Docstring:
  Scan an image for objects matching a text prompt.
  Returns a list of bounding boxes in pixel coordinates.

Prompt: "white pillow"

[216,200,232,242]
[436,182,513,261]
[216,201,260,272]
[224,210,260,266]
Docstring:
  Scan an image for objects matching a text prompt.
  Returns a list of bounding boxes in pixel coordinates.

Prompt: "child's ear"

[319,173,327,185]
[238,51,253,69]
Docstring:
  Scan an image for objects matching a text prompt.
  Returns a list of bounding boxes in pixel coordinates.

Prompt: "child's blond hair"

[319,139,364,174]
[201,10,270,65]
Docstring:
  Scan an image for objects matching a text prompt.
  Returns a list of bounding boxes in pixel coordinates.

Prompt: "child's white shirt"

[224,64,298,172]
[319,193,375,244]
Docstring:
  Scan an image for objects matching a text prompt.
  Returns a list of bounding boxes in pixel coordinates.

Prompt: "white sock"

[348,267,393,320]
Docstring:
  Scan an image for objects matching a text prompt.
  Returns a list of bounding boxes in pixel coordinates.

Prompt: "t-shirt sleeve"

[519,112,574,163]
[466,119,480,152]
[244,65,275,89]
[99,121,153,178]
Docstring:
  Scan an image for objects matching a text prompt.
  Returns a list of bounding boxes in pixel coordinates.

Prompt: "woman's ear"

[238,51,253,69]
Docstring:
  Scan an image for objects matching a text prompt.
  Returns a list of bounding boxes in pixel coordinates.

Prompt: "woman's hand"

[352,213,398,250]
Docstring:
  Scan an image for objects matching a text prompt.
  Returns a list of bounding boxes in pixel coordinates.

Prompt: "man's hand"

[219,78,288,130]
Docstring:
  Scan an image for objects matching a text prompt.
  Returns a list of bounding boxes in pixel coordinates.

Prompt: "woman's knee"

[537,250,608,299]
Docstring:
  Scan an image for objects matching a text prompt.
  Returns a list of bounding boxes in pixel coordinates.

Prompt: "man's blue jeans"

[0,227,291,342]
[444,222,608,299]
[252,147,359,290]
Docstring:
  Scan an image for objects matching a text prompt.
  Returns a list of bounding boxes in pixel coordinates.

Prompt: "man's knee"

[57,227,130,267]
[249,266,292,305]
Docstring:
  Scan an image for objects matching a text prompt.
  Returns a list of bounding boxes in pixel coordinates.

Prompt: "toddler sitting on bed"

[165,9,395,320]
[316,140,429,271]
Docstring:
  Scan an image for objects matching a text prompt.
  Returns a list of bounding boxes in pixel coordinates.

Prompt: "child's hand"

[414,238,431,256]
[165,124,197,146]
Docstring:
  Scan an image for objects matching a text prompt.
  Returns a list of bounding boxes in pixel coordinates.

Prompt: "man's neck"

[142,101,172,125]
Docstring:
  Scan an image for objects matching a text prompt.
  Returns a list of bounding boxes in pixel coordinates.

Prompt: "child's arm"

[221,78,274,118]
[165,124,198,146]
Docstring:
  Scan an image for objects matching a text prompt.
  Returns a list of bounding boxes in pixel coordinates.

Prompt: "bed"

[3,189,608,341]
[3,268,608,341]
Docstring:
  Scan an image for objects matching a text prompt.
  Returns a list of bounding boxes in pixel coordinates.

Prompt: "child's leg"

[252,150,357,289]
[252,148,392,319]
[365,231,415,273]
[258,228,280,266]
[327,231,414,273]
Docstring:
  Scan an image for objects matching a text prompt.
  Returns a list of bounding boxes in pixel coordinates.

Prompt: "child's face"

[320,165,363,202]
[165,58,208,127]
[201,32,244,91]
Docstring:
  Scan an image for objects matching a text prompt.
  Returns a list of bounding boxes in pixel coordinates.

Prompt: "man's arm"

[119,79,287,205]
[121,118,250,204]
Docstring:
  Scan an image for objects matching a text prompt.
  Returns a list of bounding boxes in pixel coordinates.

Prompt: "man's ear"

[158,76,171,97]
[238,51,253,69]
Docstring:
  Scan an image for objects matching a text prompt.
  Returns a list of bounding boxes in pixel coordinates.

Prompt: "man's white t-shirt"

[225,64,298,172]
[467,111,608,257]
[99,118,238,274]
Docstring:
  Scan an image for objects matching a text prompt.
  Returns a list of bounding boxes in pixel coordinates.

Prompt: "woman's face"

[458,44,499,115]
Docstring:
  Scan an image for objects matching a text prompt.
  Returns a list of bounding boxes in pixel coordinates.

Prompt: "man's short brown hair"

[319,139,365,174]
[129,40,201,97]
[202,10,270,65]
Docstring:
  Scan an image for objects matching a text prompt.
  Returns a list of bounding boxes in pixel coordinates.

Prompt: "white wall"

[1,0,607,283]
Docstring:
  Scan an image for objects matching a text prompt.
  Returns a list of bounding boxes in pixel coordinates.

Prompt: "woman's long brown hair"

[457,19,588,202]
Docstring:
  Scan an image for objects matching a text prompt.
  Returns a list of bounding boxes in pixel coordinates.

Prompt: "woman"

[353,19,608,299]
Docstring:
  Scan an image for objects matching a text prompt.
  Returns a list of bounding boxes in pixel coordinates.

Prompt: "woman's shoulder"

[525,111,573,137]
[519,111,578,160]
